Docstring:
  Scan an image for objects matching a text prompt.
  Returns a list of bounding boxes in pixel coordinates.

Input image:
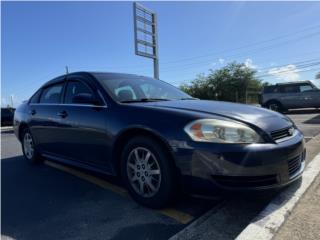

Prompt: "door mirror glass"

[72,93,98,105]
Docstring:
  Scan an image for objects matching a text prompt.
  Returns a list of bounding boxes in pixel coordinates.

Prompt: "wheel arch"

[264,99,283,108]
[18,122,29,141]
[111,127,179,176]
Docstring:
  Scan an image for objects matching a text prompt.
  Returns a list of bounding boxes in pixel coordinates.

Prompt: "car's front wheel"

[21,128,43,164]
[121,136,176,208]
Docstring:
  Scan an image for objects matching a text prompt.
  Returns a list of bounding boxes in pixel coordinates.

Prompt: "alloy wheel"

[23,132,34,159]
[269,103,279,111]
[126,147,161,198]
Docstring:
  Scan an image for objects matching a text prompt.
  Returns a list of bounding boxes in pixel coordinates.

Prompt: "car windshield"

[96,75,193,103]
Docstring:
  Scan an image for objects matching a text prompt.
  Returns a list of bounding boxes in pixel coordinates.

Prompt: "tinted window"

[30,90,42,103]
[263,86,278,93]
[96,75,191,102]
[280,85,299,93]
[299,84,313,92]
[65,81,93,104]
[40,84,64,103]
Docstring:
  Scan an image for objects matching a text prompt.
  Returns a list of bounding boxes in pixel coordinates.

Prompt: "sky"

[2,1,320,107]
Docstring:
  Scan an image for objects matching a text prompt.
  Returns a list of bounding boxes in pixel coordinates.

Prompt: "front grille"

[270,127,293,141]
[211,174,278,188]
[288,155,302,177]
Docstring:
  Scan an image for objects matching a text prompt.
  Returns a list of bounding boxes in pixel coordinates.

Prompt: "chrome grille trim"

[270,126,295,142]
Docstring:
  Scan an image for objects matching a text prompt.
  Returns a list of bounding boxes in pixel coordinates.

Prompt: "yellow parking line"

[44,160,194,224]
[158,208,194,224]
[44,160,128,197]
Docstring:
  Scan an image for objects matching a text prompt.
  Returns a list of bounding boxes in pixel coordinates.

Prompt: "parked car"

[261,81,320,112]
[1,107,15,126]
[14,72,305,208]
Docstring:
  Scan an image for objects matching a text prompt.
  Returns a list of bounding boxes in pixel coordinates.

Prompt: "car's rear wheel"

[121,136,176,208]
[22,128,43,164]
[266,101,285,113]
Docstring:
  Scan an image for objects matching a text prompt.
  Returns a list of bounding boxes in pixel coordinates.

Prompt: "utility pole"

[10,95,14,108]
[133,2,159,79]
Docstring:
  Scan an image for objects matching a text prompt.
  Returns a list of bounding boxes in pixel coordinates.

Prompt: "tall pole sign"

[133,2,159,79]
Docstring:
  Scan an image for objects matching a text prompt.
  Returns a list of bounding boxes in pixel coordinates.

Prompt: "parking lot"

[2,110,320,240]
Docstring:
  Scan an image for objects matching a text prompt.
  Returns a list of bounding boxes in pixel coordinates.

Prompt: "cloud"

[218,58,225,64]
[268,64,300,82]
[211,62,217,67]
[244,58,257,69]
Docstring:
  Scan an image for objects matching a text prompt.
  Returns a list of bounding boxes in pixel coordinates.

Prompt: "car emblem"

[288,127,294,136]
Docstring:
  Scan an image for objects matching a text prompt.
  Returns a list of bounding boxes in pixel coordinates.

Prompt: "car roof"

[41,71,151,88]
[266,80,312,87]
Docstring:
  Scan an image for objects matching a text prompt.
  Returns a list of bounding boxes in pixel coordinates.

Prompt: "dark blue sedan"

[13,72,305,208]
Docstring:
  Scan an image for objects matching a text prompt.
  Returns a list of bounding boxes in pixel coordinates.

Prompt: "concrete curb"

[168,201,226,240]
[236,152,320,240]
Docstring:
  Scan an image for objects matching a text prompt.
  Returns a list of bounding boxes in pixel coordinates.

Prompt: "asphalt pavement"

[1,110,320,240]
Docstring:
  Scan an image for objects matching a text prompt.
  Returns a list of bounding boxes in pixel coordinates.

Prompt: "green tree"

[180,62,264,103]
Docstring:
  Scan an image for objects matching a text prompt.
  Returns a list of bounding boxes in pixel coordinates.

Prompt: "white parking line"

[236,152,320,240]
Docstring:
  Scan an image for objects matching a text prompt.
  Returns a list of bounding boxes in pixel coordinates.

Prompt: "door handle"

[29,109,36,115]
[57,110,68,118]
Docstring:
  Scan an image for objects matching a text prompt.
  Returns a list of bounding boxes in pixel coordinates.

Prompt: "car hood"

[137,100,292,132]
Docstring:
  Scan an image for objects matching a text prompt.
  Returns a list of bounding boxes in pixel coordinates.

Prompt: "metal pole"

[133,3,138,55]
[153,58,159,80]
[152,12,159,79]
[10,95,14,108]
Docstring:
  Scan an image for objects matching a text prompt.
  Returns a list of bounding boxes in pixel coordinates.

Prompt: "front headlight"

[184,119,262,143]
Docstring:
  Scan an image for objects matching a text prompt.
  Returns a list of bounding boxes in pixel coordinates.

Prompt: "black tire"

[266,101,285,113]
[21,128,43,164]
[121,136,176,208]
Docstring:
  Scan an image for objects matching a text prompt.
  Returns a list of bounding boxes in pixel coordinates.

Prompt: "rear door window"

[40,83,64,104]
[280,85,300,93]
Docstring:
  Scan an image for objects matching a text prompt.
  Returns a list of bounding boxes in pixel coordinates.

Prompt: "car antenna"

[65,65,69,80]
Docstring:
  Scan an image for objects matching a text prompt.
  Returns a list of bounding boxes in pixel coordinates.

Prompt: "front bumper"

[171,130,305,194]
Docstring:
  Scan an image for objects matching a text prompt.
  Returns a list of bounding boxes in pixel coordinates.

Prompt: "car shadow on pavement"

[285,109,320,115]
[303,114,320,124]
[1,155,184,240]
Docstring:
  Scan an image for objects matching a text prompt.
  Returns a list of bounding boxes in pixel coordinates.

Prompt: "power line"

[257,64,320,79]
[257,61,320,75]
[106,24,320,70]
[161,24,320,65]
[109,29,320,74]
[158,31,320,73]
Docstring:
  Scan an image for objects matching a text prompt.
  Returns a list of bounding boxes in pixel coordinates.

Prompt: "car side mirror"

[72,93,100,105]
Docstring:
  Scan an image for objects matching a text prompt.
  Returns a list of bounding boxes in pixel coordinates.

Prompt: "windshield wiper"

[179,97,198,100]
[120,98,171,103]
